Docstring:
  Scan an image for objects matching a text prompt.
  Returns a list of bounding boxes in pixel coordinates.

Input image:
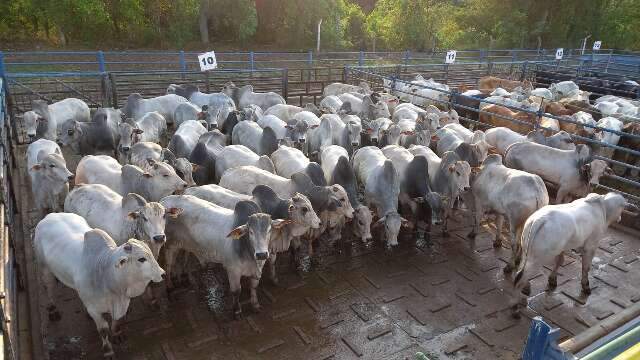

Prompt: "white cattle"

[117,111,168,160]
[550,81,580,101]
[594,117,624,158]
[127,143,196,187]
[75,155,187,202]
[264,104,304,122]
[23,110,55,141]
[512,193,627,316]
[212,144,276,182]
[168,120,207,158]
[320,145,373,243]
[231,120,279,156]
[30,98,90,141]
[320,95,343,114]
[257,114,288,140]
[436,125,490,167]
[352,147,407,247]
[173,102,207,128]
[160,195,284,316]
[167,84,236,128]
[222,83,285,111]
[64,184,183,257]
[504,143,612,203]
[34,213,163,357]
[365,118,393,145]
[323,82,370,97]
[26,139,73,215]
[468,155,549,271]
[571,111,597,135]
[122,93,188,125]
[271,145,310,179]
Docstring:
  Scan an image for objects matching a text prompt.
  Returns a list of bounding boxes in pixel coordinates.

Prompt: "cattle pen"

[0,50,639,360]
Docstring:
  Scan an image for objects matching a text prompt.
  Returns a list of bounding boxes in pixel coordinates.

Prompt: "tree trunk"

[199,0,210,45]
[58,26,67,46]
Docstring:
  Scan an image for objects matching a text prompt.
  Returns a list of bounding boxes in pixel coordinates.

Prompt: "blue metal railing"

[0,48,629,75]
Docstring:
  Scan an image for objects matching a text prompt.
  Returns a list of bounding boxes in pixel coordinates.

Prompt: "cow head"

[122,93,143,119]
[581,159,612,186]
[285,119,309,144]
[118,121,143,154]
[374,212,409,247]
[346,121,363,148]
[143,159,188,199]
[289,193,321,235]
[24,111,46,141]
[109,236,165,298]
[172,158,197,187]
[381,124,402,146]
[353,205,373,243]
[330,184,354,219]
[57,120,83,150]
[443,154,471,200]
[123,193,182,258]
[227,211,276,262]
[603,192,627,224]
[31,153,74,186]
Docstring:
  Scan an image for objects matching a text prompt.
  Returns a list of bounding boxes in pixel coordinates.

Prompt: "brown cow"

[545,102,573,117]
[479,105,536,134]
[478,76,532,92]
[613,122,640,177]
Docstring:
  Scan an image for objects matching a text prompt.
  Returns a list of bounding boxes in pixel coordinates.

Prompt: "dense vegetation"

[1,0,638,50]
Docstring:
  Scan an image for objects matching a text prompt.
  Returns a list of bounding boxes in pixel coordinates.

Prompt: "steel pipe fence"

[346,66,640,206]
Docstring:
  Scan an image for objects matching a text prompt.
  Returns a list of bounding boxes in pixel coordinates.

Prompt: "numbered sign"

[198,51,217,71]
[445,50,457,64]
[593,41,602,50]
[555,48,564,60]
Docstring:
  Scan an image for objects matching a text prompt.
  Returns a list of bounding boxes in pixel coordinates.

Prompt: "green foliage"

[0,0,638,50]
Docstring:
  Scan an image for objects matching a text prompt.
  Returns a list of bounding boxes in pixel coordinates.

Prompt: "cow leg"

[467,203,482,239]
[442,207,451,237]
[110,317,125,344]
[249,278,261,313]
[163,245,179,291]
[268,253,279,286]
[581,248,596,295]
[89,311,114,358]
[227,270,243,318]
[547,252,564,291]
[493,214,504,248]
[555,187,569,204]
[41,266,61,322]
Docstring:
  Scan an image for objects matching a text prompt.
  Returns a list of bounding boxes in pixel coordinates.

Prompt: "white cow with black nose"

[26,139,74,216]
[64,183,183,258]
[34,213,164,358]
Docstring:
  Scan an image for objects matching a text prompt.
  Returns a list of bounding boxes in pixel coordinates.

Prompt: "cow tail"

[514,216,543,288]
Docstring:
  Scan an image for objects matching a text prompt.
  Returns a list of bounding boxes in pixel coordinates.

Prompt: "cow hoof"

[521,284,531,296]
[233,309,243,320]
[442,230,450,237]
[111,331,126,345]
[492,239,502,248]
[547,278,557,291]
[503,264,513,274]
[511,310,521,319]
[467,231,476,239]
[270,277,280,287]
[582,286,591,296]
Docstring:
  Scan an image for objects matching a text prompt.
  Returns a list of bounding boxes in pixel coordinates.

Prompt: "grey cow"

[161,195,287,317]
[58,107,121,156]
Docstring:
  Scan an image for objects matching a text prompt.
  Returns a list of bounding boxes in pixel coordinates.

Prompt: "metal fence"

[0,48,627,74]
[346,64,640,209]
[0,78,19,359]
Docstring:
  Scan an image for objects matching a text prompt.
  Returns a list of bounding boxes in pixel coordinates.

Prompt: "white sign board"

[593,41,602,50]
[198,51,217,71]
[445,50,457,64]
[555,48,564,60]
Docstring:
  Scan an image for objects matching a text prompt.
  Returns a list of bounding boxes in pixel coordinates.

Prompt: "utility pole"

[316,19,323,53]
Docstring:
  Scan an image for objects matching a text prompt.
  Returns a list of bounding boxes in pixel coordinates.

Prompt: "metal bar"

[97,51,106,73]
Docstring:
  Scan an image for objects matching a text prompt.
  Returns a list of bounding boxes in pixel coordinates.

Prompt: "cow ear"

[288,204,295,213]
[400,217,411,227]
[285,125,294,130]
[124,243,133,252]
[166,207,183,218]
[115,256,128,268]
[31,164,42,171]
[142,172,153,178]
[581,164,591,171]
[147,158,157,166]
[310,124,320,129]
[227,225,247,239]
[373,216,386,227]
[366,128,373,134]
[448,164,456,172]
[414,197,424,203]
[127,211,140,220]
[133,128,144,134]
[272,219,292,229]
[605,167,614,175]
[331,186,340,193]
[190,163,201,171]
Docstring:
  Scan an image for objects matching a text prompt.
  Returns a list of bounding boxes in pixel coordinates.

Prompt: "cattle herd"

[22,72,639,358]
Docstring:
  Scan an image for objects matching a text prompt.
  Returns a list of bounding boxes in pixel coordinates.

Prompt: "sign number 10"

[198,51,218,71]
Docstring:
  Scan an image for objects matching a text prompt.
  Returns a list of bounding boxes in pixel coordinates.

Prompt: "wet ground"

[11,130,640,360]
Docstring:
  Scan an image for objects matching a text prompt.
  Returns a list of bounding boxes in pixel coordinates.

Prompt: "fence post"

[343,65,350,83]
[480,49,486,63]
[444,64,449,85]
[108,73,118,108]
[404,50,410,65]
[358,51,364,67]
[308,50,313,66]
[97,51,106,73]
[605,49,614,72]
[0,51,5,78]
[282,69,289,101]
[179,50,187,73]
[249,51,255,71]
